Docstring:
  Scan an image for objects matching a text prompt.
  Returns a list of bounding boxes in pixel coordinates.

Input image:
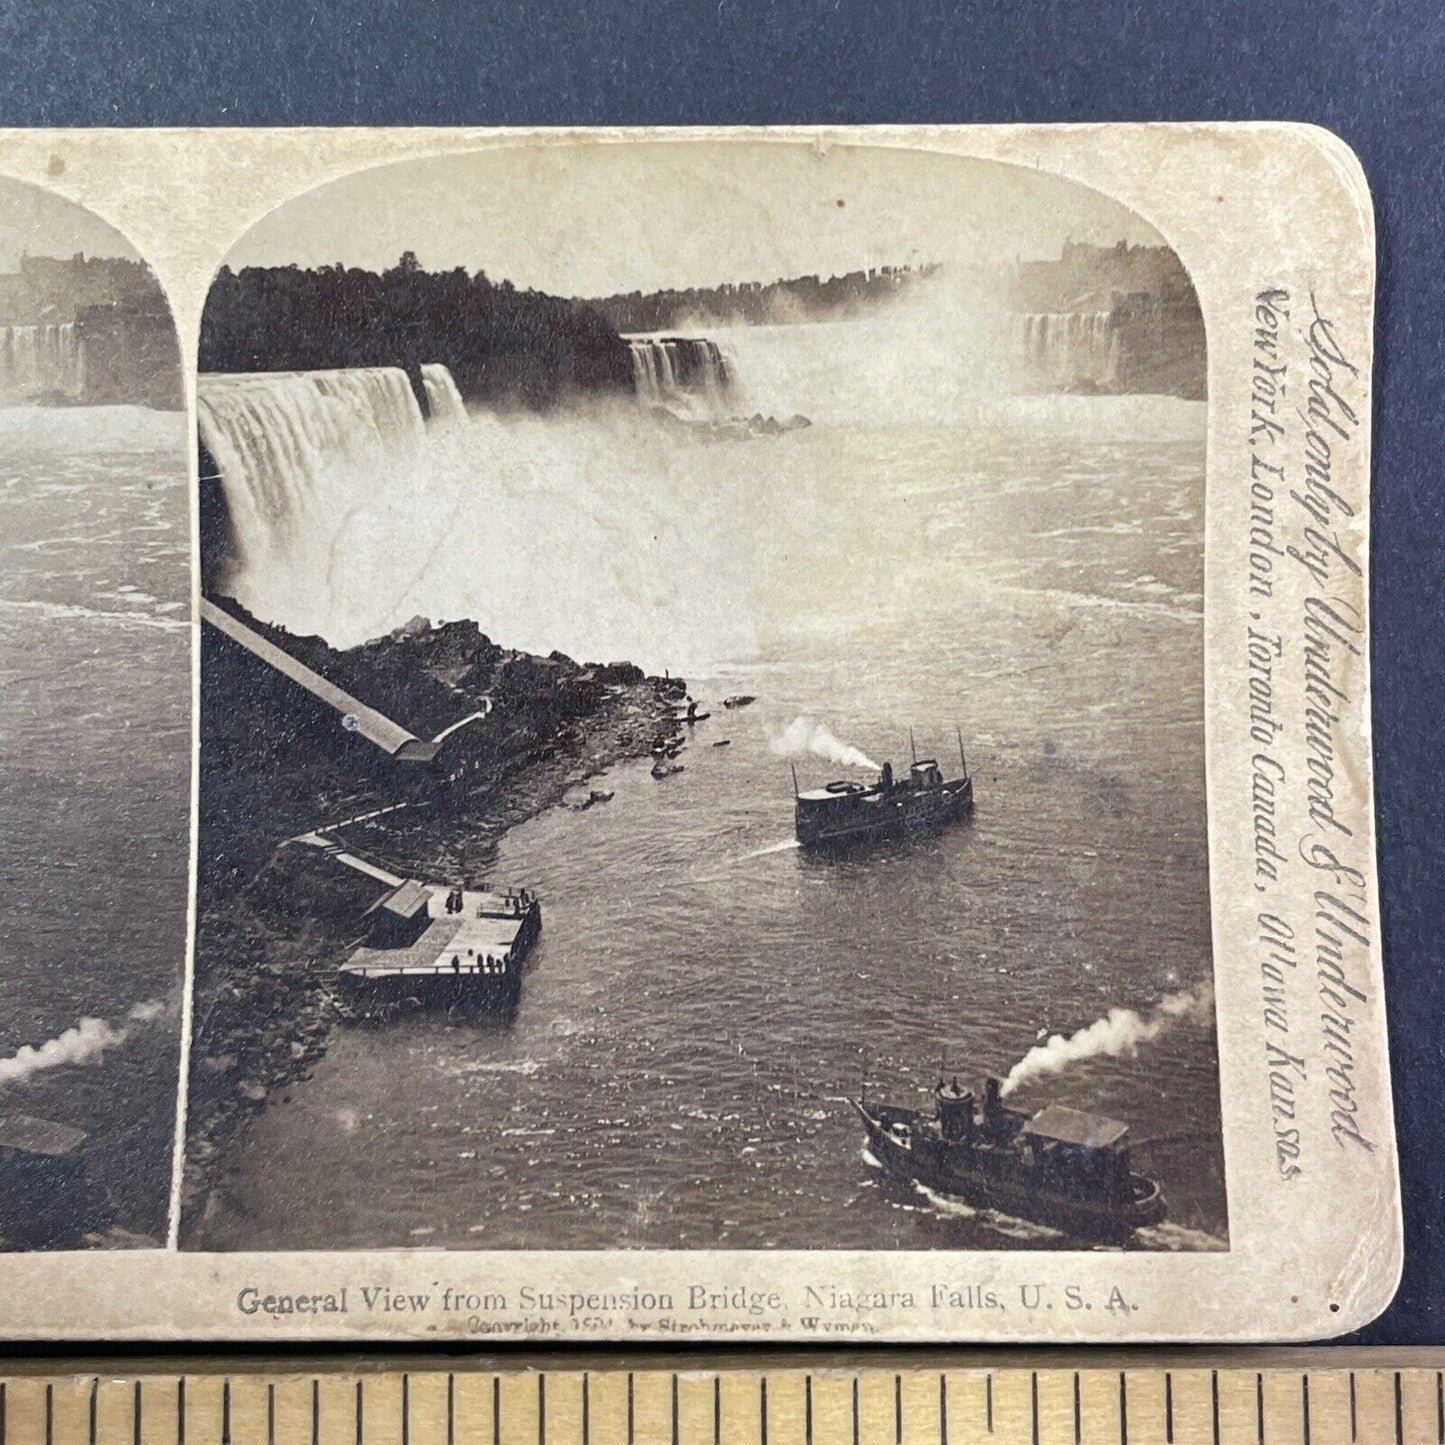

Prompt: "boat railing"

[476,899,537,921]
[344,957,513,979]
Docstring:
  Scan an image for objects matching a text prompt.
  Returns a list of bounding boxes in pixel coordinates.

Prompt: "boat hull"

[797,777,973,850]
[858,1103,1165,1241]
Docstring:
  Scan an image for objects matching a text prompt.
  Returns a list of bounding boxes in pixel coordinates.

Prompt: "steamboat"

[793,730,973,850]
[855,1075,1166,1241]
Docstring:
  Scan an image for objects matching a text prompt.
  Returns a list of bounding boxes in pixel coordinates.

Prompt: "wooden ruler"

[1,1353,1442,1445]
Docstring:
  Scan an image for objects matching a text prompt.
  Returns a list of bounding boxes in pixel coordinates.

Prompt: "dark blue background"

[0,0,1440,1344]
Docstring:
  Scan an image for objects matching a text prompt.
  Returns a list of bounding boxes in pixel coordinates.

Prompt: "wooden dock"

[337,882,541,1013]
[343,884,537,979]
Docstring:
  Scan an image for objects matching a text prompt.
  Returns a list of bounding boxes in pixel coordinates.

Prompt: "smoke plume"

[0,999,171,1087]
[1000,984,1214,1097]
[770,716,881,772]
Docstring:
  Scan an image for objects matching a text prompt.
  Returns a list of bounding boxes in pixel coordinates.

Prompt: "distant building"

[6,253,160,321]
[0,253,182,408]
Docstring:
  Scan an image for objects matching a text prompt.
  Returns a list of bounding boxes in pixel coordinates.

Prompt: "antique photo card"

[0,125,1397,1340]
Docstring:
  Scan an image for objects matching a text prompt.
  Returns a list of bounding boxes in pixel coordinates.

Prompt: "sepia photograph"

[0,175,187,1249]
[181,141,1226,1255]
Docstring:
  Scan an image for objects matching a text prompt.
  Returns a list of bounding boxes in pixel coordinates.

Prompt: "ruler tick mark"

[22,1365,1445,1445]
[627,1374,634,1445]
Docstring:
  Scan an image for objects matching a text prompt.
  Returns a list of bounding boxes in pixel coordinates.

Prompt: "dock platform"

[337,883,541,1014]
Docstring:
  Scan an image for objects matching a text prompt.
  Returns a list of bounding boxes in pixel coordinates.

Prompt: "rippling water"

[0,407,189,1242]
[192,364,1225,1252]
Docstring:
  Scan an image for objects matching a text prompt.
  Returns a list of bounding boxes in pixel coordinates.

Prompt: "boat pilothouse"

[793,729,974,849]
[855,1075,1167,1241]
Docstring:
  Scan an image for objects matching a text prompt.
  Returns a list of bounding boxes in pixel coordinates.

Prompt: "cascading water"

[197,367,426,608]
[1018,312,1120,391]
[193,362,773,669]
[626,335,731,414]
[421,363,468,426]
[0,323,85,401]
[193,310,1133,671]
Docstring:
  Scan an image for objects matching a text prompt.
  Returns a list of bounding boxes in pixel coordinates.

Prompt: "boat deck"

[341,886,535,979]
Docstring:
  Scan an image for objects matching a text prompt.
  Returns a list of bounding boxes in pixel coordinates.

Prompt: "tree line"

[199,254,633,408]
[586,264,936,332]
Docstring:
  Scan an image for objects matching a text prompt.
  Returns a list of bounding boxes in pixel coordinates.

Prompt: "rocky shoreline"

[182,613,684,1235]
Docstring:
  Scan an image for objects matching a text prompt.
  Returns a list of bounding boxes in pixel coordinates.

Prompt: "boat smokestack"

[983,1075,1004,1134]
[935,1077,975,1142]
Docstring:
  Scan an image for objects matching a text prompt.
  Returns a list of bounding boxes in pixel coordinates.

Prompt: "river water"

[0,406,189,1243]
[190,321,1225,1253]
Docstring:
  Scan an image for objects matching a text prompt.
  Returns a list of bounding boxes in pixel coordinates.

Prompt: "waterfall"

[625,335,731,414]
[0,323,85,402]
[191,359,772,667]
[1017,311,1120,391]
[420,363,468,427]
[197,367,426,589]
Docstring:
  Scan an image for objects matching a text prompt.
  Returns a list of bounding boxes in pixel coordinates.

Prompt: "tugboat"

[793,730,973,850]
[854,1075,1167,1241]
